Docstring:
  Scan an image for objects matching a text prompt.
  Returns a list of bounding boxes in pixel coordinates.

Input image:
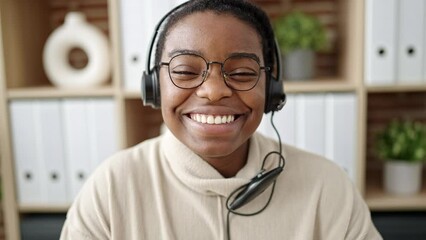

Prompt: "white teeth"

[228,115,234,123]
[207,115,214,124]
[190,114,236,124]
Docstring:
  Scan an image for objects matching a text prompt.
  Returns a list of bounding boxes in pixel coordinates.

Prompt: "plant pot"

[283,49,315,80]
[384,160,423,196]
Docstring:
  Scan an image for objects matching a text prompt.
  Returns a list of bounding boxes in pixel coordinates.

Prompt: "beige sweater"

[60,132,382,240]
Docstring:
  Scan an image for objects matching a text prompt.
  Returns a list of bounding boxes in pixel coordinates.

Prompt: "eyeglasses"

[159,53,270,91]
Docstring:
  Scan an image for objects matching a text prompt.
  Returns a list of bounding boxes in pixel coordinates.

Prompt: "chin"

[188,137,246,159]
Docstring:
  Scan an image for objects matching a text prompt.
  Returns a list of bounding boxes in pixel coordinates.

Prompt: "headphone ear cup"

[141,69,161,108]
[264,76,286,113]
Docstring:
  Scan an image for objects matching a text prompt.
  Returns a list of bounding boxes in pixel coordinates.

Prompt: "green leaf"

[273,11,328,53]
[375,119,426,162]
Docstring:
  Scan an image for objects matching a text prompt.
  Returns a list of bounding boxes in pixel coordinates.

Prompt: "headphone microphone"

[229,166,283,210]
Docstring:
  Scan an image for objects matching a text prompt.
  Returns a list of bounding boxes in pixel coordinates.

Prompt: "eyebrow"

[167,49,261,62]
[168,49,202,57]
[228,52,261,63]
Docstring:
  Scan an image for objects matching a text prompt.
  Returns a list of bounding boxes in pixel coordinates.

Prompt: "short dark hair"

[154,0,276,75]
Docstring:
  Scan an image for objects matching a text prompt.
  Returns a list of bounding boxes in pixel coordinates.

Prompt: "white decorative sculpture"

[43,12,111,88]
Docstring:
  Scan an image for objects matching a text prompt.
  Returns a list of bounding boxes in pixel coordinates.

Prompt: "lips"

[189,113,236,124]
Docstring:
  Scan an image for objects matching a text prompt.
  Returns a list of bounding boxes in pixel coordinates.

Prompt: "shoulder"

[63,135,166,238]
[75,135,165,203]
[94,135,164,177]
[282,143,353,194]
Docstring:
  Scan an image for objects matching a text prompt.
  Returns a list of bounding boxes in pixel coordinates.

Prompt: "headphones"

[141,1,286,114]
[141,3,287,235]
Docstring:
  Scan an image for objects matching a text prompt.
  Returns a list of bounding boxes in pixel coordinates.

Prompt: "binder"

[258,93,357,181]
[38,100,68,204]
[397,0,425,83]
[295,95,305,149]
[120,0,147,90]
[120,0,181,90]
[10,100,45,204]
[277,94,296,145]
[258,95,295,145]
[364,0,398,85]
[424,6,426,81]
[258,113,274,139]
[302,94,326,156]
[325,94,357,180]
[86,98,118,170]
[62,99,91,201]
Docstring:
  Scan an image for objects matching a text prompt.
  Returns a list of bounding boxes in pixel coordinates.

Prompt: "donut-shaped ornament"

[43,12,111,88]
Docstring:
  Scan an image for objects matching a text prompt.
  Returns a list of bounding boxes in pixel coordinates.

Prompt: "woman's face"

[160,11,266,162]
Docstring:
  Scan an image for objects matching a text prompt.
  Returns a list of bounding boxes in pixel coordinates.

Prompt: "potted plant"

[375,119,426,195]
[273,11,327,80]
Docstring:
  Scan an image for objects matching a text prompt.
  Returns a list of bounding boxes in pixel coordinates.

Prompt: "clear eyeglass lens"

[223,56,260,90]
[168,54,205,89]
[168,54,261,90]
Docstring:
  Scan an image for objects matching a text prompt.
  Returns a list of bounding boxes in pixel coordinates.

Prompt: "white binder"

[62,99,91,201]
[120,0,147,90]
[258,95,296,145]
[258,113,274,139]
[397,0,425,83]
[258,93,357,181]
[120,0,180,90]
[38,100,68,204]
[302,94,326,156]
[86,98,119,170]
[10,100,45,204]
[277,94,296,145]
[325,94,357,181]
[365,0,398,85]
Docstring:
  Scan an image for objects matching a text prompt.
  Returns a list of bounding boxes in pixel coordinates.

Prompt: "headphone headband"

[145,2,190,73]
[141,0,286,113]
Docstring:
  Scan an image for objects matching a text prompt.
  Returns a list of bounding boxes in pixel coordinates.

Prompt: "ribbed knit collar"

[161,131,278,197]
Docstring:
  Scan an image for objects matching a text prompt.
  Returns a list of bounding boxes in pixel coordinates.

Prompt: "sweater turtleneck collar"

[161,131,279,198]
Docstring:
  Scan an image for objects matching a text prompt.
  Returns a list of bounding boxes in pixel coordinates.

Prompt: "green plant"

[375,119,426,162]
[273,11,327,54]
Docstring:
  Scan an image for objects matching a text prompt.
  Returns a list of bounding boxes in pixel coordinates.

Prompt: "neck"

[203,140,250,178]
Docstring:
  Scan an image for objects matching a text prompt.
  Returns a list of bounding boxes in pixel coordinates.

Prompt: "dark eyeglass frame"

[158,53,270,91]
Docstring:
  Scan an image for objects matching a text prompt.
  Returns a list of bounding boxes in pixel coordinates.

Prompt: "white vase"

[384,161,423,196]
[43,12,111,88]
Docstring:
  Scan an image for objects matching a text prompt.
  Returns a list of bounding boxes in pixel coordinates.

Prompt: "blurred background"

[0,0,425,239]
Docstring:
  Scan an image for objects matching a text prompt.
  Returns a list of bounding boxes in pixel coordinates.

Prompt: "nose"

[195,63,232,102]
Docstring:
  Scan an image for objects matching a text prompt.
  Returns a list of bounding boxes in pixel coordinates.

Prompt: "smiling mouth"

[189,113,239,124]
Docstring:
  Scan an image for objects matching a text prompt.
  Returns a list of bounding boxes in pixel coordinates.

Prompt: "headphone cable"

[225,111,285,240]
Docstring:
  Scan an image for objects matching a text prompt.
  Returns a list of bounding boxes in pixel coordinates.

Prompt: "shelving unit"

[366,173,426,211]
[0,0,425,239]
[365,91,426,211]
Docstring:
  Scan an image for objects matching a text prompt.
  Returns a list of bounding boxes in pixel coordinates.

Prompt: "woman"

[60,0,382,239]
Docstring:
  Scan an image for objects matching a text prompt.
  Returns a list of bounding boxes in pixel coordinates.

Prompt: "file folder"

[120,0,181,90]
[257,93,357,181]
[302,94,326,156]
[258,95,296,146]
[325,94,357,180]
[62,99,91,201]
[10,100,45,204]
[86,98,119,170]
[397,0,425,83]
[365,0,398,85]
[38,100,68,204]
[278,94,296,146]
